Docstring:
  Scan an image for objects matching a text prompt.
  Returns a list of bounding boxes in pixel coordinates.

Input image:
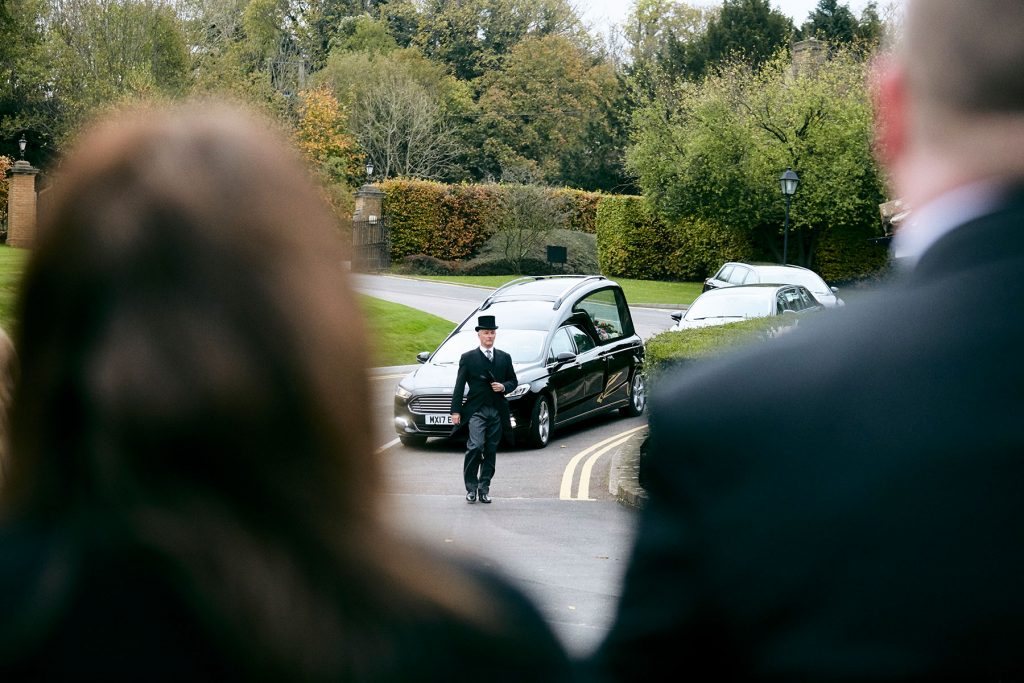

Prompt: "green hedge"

[379,180,885,282]
[381,179,498,261]
[813,221,890,283]
[381,180,603,262]
[644,316,798,385]
[596,196,754,280]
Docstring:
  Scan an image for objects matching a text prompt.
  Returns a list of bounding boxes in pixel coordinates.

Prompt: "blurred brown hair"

[2,101,483,676]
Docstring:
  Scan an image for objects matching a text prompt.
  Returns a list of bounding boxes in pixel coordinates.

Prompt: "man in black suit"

[452,315,518,504]
[590,1,1024,680]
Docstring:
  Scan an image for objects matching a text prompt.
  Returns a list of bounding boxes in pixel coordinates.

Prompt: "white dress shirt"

[892,181,1007,268]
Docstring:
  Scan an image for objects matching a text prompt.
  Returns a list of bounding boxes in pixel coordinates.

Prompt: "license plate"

[425,414,453,426]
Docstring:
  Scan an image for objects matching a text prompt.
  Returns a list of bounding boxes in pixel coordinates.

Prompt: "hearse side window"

[569,325,596,353]
[574,288,631,343]
[549,326,575,361]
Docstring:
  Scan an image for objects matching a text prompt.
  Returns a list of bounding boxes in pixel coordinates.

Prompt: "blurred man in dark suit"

[452,315,517,504]
[589,1,1024,680]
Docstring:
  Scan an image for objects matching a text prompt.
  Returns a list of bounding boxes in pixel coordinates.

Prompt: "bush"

[597,196,753,280]
[392,254,457,275]
[381,179,497,261]
[464,227,598,275]
[554,187,604,234]
[644,317,799,386]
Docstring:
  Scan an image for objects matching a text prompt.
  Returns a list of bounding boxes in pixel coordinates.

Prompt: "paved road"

[353,273,677,339]
[354,273,648,657]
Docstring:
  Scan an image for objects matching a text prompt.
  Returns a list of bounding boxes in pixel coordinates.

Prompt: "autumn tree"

[317,40,472,181]
[295,85,363,186]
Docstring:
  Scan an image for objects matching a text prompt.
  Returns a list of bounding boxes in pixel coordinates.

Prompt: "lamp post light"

[365,160,374,181]
[18,134,27,160]
[780,168,799,264]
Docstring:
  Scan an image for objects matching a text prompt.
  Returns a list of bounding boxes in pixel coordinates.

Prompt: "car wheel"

[619,370,646,417]
[526,394,552,449]
[399,434,427,448]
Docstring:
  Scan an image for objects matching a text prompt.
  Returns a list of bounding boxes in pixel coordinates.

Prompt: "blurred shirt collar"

[892,180,1006,268]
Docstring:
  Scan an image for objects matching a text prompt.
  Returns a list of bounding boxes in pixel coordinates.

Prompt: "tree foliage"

[474,34,627,190]
[798,0,883,49]
[414,0,585,82]
[0,0,53,163]
[294,86,363,185]
[628,48,885,270]
[702,0,793,76]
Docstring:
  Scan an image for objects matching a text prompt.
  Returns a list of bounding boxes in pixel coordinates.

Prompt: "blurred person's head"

[874,0,1024,206]
[1,101,482,676]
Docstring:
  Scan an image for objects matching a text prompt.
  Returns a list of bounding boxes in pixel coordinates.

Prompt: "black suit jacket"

[590,191,1024,681]
[451,347,518,438]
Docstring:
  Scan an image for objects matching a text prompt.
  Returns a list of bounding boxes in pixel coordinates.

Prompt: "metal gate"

[351,216,391,272]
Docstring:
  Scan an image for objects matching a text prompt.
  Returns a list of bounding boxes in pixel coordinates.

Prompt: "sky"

[581,0,875,36]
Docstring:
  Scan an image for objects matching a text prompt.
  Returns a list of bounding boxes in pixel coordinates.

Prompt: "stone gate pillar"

[6,159,39,248]
[353,182,384,222]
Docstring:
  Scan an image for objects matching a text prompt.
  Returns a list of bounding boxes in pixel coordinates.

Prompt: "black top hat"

[475,315,498,331]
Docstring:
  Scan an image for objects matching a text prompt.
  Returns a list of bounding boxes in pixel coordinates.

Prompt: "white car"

[670,284,823,331]
[703,262,845,307]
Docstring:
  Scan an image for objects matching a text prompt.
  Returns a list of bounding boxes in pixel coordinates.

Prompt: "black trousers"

[464,404,501,493]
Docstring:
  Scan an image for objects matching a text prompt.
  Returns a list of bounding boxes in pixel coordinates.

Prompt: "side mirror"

[416,351,430,364]
[670,311,683,322]
[550,351,576,367]
[831,286,839,293]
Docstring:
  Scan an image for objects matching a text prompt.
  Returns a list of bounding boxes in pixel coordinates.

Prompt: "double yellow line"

[559,425,646,501]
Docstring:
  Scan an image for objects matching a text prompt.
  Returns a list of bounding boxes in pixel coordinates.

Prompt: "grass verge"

[0,245,29,332]
[356,295,453,367]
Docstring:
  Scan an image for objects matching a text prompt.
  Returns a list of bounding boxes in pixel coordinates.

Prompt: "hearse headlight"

[395,385,413,400]
[505,383,530,399]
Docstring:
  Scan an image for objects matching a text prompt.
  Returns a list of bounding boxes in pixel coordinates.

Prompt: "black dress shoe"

[466,490,477,503]
[478,491,491,504]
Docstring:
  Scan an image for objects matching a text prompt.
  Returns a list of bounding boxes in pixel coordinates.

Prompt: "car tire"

[526,394,552,449]
[619,369,646,417]
[399,434,427,449]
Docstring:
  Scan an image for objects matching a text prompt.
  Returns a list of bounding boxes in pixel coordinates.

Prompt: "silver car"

[703,262,845,307]
[670,284,823,331]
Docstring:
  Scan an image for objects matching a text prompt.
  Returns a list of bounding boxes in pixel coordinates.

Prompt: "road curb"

[609,428,648,510]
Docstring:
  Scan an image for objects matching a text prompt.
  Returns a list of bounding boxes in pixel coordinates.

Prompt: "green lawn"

[356,295,454,367]
[396,273,704,306]
[0,245,29,332]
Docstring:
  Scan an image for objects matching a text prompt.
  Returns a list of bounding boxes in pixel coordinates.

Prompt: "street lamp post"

[780,168,799,264]
[365,160,374,181]
[18,134,27,160]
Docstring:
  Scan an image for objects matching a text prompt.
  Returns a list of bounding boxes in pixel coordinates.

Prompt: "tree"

[294,85,363,185]
[0,0,53,164]
[474,34,628,190]
[627,48,885,270]
[47,0,190,140]
[317,45,471,180]
[414,0,585,82]
[624,0,715,87]
[495,183,568,273]
[800,0,858,44]
[700,0,793,76]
